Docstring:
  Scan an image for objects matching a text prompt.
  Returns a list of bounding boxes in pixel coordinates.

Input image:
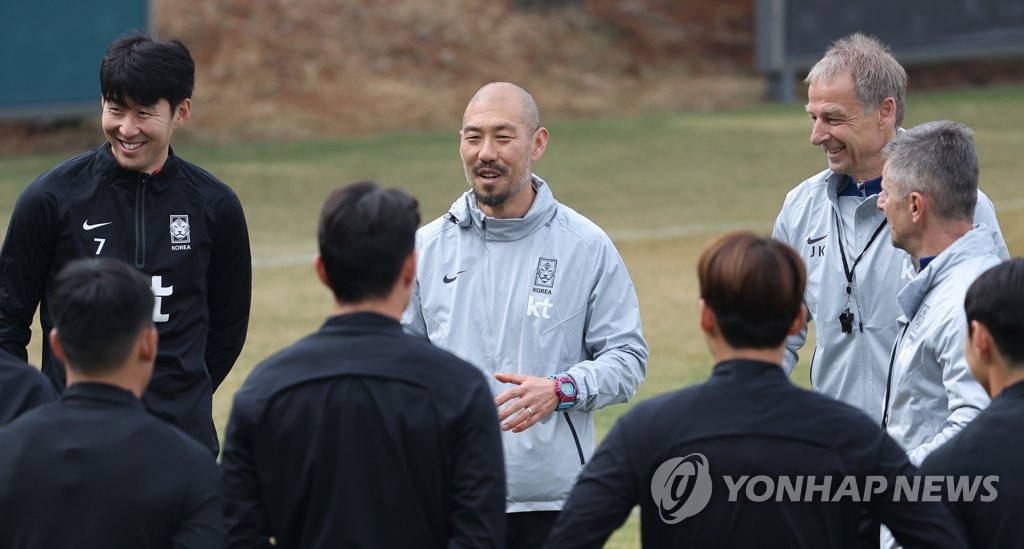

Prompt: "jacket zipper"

[135,173,148,268]
[880,323,910,429]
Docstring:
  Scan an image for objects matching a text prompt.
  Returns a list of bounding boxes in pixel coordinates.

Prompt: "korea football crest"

[170,214,192,251]
[527,257,557,319]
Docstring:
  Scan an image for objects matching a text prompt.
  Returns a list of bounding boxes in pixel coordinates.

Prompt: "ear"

[138,326,158,363]
[314,253,331,289]
[530,126,549,162]
[49,329,68,365]
[969,320,995,362]
[908,191,926,223]
[173,98,192,128]
[698,299,717,335]
[401,250,417,289]
[877,97,897,128]
[788,305,807,337]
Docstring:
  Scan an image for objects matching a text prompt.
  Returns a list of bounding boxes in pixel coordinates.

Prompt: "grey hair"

[806,33,907,128]
[881,120,978,221]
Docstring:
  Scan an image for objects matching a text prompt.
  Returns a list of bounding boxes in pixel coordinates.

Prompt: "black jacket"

[221,312,506,548]
[919,380,1024,549]
[0,143,251,454]
[0,382,223,548]
[0,348,55,426]
[548,360,967,549]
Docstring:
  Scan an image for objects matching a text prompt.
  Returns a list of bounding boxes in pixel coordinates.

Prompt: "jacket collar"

[61,382,144,410]
[445,174,559,241]
[897,224,997,318]
[321,311,403,334]
[98,142,182,183]
[710,359,788,382]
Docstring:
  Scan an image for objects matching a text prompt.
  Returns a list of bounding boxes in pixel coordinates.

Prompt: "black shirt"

[548,360,967,548]
[919,380,1024,548]
[0,143,251,454]
[221,312,506,548]
[0,382,223,548]
[0,348,55,425]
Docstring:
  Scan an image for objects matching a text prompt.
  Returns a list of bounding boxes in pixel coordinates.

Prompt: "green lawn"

[2,84,1023,547]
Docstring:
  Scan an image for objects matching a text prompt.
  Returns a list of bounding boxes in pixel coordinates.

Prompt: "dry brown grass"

[153,0,764,142]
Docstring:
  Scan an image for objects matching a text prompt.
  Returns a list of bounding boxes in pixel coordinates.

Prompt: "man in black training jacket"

[221,181,506,548]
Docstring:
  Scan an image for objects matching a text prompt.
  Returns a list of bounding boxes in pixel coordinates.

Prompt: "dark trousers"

[506,511,560,549]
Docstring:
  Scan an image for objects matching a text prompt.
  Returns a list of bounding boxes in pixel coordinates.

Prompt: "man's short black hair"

[100,32,195,109]
[49,258,155,375]
[965,259,1024,366]
[318,181,420,303]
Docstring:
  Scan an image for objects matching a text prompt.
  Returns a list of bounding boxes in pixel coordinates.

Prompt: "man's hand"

[494,373,560,433]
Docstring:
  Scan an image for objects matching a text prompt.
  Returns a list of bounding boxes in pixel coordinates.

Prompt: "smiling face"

[101,97,190,174]
[459,85,548,219]
[805,72,895,182]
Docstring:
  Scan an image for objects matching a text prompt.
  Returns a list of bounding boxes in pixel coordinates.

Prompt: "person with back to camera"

[0,257,223,548]
[546,231,966,549]
[221,181,506,548]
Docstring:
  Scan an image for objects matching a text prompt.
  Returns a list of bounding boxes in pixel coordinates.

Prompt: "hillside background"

[4,0,1024,153]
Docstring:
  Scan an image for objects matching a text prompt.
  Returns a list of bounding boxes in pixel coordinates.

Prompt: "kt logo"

[526,295,553,319]
[651,453,713,524]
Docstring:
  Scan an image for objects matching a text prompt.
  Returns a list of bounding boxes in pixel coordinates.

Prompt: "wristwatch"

[549,373,578,411]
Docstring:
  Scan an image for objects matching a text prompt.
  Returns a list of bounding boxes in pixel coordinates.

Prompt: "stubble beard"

[467,167,531,208]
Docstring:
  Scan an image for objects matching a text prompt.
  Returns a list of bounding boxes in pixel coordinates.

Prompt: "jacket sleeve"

[566,238,648,412]
[448,377,507,548]
[174,451,226,549]
[204,191,252,392]
[866,433,968,548]
[974,190,1010,260]
[906,320,989,466]
[401,278,429,339]
[0,182,58,361]
[544,415,637,548]
[772,208,809,375]
[221,393,275,549]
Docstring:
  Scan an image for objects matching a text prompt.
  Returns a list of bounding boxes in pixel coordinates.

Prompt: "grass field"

[2,84,1023,547]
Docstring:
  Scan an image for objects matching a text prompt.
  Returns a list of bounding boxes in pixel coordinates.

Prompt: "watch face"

[560,381,576,397]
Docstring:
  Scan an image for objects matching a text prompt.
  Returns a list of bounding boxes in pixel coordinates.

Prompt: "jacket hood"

[445,174,558,242]
[898,224,998,318]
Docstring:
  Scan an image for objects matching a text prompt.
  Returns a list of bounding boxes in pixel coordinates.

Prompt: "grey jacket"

[883,226,1001,466]
[403,176,648,512]
[772,169,1007,424]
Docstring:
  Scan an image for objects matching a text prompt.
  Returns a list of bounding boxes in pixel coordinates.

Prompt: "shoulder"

[172,157,243,206]
[781,169,832,210]
[0,353,51,392]
[18,147,106,202]
[552,203,616,253]
[416,212,461,247]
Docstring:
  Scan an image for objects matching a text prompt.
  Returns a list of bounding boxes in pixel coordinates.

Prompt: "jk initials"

[809,245,826,258]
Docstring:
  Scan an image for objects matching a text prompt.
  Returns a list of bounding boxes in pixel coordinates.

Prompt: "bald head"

[465,82,541,134]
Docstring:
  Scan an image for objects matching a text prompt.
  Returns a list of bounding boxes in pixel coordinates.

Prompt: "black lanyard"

[833,209,888,289]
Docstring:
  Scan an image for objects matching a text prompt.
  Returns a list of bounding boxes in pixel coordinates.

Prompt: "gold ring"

[526,407,534,416]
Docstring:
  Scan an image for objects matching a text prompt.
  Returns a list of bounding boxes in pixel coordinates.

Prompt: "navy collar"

[918,255,936,271]
[837,175,882,197]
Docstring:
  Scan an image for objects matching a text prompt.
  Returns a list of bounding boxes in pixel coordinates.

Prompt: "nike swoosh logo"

[442,270,466,284]
[83,221,113,231]
[806,234,828,245]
